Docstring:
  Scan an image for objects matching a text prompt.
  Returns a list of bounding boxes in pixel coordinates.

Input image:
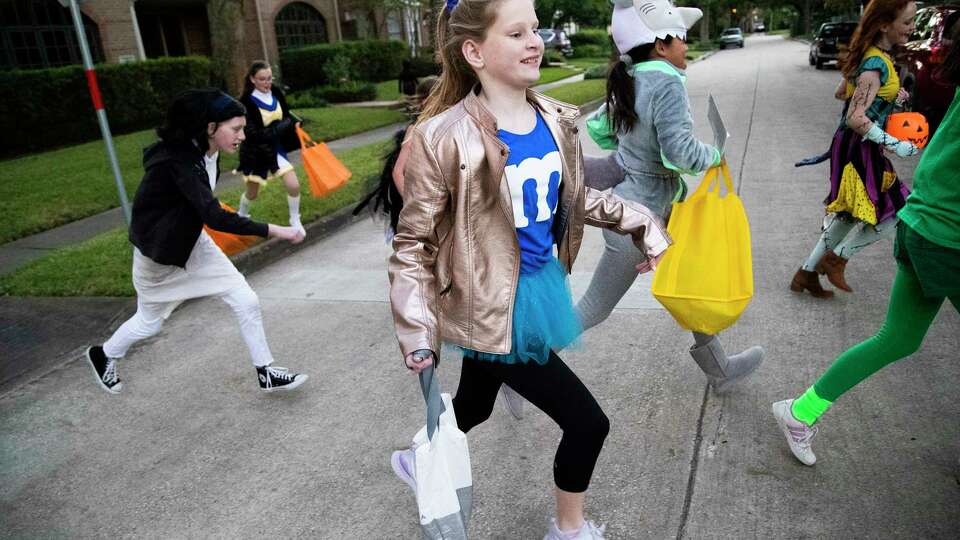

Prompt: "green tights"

[792,264,959,426]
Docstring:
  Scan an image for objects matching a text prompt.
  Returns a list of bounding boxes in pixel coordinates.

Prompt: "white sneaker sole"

[260,373,308,393]
[772,400,816,466]
[85,347,121,395]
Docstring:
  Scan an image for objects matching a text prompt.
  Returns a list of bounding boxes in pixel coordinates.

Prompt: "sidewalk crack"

[676,383,710,540]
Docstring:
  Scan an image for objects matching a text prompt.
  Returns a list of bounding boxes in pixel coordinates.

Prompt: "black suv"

[810,22,858,69]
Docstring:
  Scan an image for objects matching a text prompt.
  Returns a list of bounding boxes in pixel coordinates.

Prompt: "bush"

[280,40,407,89]
[315,81,377,103]
[571,44,607,58]
[409,52,440,78]
[541,51,565,66]
[584,65,608,80]
[286,90,329,109]
[0,56,210,157]
[569,28,610,48]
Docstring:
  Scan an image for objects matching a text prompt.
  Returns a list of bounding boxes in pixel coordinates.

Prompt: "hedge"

[571,44,607,59]
[569,28,610,48]
[0,56,210,157]
[280,40,407,90]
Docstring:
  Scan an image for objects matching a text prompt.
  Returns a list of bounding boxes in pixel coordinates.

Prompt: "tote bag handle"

[418,364,445,441]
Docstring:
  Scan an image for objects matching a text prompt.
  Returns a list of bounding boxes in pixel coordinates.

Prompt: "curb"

[232,203,369,276]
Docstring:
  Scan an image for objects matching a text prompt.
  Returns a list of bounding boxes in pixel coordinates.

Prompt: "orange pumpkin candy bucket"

[885,112,930,149]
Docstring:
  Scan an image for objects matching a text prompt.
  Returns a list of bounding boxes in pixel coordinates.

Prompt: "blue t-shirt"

[498,110,563,274]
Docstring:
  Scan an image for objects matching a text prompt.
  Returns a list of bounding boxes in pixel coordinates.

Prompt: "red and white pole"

[63,0,131,224]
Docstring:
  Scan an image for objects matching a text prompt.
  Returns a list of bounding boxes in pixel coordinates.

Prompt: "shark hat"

[611,0,703,55]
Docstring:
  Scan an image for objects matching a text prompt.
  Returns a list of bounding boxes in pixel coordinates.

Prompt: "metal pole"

[66,0,132,224]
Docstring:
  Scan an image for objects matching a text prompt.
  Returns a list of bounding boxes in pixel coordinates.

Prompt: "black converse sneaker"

[256,365,307,392]
[85,346,122,394]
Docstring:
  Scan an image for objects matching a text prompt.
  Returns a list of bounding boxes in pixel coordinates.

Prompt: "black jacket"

[129,141,269,268]
[237,88,300,179]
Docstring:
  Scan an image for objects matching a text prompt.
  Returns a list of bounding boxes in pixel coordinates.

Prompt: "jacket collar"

[461,84,580,134]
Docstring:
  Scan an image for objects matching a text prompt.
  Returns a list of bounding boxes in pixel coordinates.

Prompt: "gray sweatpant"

[577,163,682,331]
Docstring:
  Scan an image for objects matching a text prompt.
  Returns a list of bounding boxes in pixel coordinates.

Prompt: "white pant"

[103,232,274,366]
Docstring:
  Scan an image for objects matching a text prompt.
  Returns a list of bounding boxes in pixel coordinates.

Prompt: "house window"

[0,0,104,70]
[275,2,328,51]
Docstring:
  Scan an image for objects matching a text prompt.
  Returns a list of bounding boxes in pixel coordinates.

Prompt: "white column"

[254,0,270,62]
[128,0,146,60]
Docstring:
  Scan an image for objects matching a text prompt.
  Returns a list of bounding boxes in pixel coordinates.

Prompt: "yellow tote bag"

[651,161,753,334]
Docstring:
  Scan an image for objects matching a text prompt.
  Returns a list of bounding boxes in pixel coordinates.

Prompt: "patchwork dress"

[825,46,911,225]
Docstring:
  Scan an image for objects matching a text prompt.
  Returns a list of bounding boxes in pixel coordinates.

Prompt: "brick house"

[1,0,430,70]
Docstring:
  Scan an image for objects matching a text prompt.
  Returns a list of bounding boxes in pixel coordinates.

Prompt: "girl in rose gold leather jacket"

[387,0,670,536]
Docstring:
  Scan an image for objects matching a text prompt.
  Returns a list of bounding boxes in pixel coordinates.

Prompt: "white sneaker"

[772,399,819,466]
[501,385,525,420]
[543,518,606,540]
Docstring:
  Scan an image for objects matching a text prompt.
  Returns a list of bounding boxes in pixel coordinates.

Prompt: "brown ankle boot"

[790,268,834,298]
[814,250,852,292]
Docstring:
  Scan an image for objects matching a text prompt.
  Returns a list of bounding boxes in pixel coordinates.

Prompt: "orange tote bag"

[204,202,259,256]
[297,126,352,197]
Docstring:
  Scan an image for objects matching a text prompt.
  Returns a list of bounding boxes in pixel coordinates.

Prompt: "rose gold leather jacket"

[389,89,671,357]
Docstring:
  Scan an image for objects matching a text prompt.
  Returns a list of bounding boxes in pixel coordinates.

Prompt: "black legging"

[452,351,609,493]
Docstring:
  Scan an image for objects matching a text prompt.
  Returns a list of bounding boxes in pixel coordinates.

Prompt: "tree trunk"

[804,0,812,35]
[207,0,246,95]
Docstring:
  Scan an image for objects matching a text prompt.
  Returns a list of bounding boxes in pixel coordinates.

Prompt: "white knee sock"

[238,194,252,218]
[287,195,301,226]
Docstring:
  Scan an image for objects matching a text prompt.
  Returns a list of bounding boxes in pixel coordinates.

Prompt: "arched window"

[275,2,328,51]
[0,0,104,70]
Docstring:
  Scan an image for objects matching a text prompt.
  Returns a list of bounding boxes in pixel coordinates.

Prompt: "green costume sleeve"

[586,107,619,151]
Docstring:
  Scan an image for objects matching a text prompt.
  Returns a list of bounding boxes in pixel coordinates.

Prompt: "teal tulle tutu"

[461,257,582,365]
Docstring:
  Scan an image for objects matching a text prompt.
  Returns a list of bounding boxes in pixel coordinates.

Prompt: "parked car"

[538,29,573,57]
[752,21,766,32]
[895,4,959,134]
[719,27,744,48]
[809,21,858,69]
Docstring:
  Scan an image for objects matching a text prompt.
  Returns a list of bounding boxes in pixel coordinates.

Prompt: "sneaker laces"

[103,358,119,385]
[789,424,819,449]
[266,366,294,383]
[584,520,606,539]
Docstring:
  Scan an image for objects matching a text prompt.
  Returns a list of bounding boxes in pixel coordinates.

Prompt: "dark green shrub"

[584,64,608,80]
[0,56,210,157]
[409,52,440,78]
[286,89,329,109]
[569,29,610,48]
[315,81,377,103]
[280,40,407,89]
[571,44,606,58]
[541,51,565,66]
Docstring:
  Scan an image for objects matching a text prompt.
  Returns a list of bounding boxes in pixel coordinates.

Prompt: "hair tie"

[446,0,458,13]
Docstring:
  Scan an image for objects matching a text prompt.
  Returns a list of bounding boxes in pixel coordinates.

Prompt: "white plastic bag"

[412,366,473,539]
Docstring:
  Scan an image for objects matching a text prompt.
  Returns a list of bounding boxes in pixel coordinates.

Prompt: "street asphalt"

[1,35,958,538]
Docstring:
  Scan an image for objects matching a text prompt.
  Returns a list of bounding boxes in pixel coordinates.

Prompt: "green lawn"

[0,140,392,297]
[565,57,611,70]
[537,66,580,85]
[767,29,791,36]
[543,79,606,106]
[0,106,403,245]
